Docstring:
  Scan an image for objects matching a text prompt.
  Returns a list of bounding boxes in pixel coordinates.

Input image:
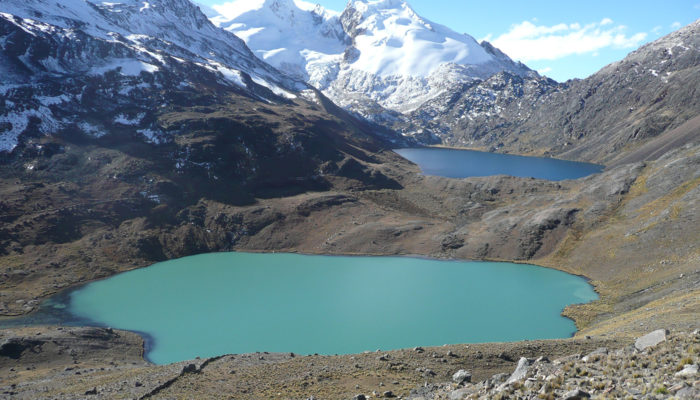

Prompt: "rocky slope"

[415,330,699,400]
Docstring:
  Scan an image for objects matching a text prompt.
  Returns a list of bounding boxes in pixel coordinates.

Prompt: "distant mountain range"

[208,0,536,141]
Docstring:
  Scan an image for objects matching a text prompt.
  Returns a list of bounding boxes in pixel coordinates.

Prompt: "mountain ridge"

[416,19,700,163]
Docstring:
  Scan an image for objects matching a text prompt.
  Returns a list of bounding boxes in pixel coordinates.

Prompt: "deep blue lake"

[7,253,598,364]
[395,148,604,180]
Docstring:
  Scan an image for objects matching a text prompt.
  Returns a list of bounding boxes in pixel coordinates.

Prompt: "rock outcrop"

[412,330,700,400]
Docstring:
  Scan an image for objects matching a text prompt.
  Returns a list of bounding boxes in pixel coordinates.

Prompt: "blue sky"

[197,0,700,82]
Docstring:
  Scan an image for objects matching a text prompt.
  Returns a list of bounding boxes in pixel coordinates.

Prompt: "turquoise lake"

[395,148,604,180]
[36,253,597,365]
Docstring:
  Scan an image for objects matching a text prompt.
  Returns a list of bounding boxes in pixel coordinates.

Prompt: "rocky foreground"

[411,330,699,400]
[1,327,697,399]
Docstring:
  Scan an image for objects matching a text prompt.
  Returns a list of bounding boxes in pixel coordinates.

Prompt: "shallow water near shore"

[395,148,604,180]
[8,253,597,364]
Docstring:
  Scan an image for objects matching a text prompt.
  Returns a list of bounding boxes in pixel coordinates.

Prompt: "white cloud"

[538,67,552,74]
[490,19,648,62]
[652,25,663,35]
[670,21,682,30]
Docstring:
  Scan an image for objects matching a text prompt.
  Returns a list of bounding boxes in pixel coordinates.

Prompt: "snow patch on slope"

[0,107,60,152]
[252,75,297,99]
[90,59,159,76]
[78,122,108,138]
[114,113,146,125]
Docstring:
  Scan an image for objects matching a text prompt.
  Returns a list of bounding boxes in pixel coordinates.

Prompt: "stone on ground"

[634,329,667,351]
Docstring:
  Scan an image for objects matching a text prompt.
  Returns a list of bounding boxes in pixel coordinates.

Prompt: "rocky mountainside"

[0,0,406,188]
[0,0,301,151]
[209,0,538,138]
[407,20,700,163]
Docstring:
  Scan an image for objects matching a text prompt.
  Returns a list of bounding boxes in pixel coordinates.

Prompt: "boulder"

[676,386,699,399]
[182,363,197,373]
[452,369,472,384]
[441,235,464,250]
[674,364,698,377]
[581,347,608,362]
[634,329,667,351]
[449,387,472,400]
[563,389,591,399]
[506,357,530,383]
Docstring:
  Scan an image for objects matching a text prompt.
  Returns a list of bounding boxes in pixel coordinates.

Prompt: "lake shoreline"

[394,147,604,181]
[4,252,598,365]
[2,140,697,397]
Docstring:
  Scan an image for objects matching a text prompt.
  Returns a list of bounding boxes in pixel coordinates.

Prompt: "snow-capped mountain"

[0,0,313,152]
[210,0,535,119]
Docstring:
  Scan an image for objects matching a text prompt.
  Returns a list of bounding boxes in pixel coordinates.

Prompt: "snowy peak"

[342,0,430,36]
[211,0,338,23]
[340,0,493,77]
[346,0,414,15]
[211,0,348,81]
[212,0,299,20]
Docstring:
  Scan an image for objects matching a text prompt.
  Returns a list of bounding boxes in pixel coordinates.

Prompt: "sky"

[196,0,700,82]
